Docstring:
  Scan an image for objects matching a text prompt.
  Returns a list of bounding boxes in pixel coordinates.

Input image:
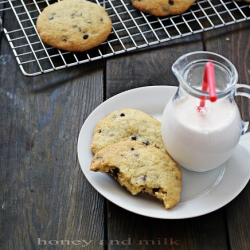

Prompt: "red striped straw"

[198,62,217,110]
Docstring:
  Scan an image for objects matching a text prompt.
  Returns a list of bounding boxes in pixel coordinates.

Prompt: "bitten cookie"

[91,108,167,154]
[131,0,196,17]
[90,141,182,210]
[36,0,112,52]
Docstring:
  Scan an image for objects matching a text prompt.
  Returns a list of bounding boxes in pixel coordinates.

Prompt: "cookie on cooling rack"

[131,0,196,17]
[90,141,182,210]
[36,0,112,52]
[90,108,167,154]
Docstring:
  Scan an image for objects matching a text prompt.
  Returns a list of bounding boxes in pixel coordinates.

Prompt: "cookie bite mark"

[108,167,120,179]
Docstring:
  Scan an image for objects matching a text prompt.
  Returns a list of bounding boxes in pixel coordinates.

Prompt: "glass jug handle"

[236,84,250,98]
[235,84,250,134]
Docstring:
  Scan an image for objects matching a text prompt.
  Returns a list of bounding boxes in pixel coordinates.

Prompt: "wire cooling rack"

[1,0,250,76]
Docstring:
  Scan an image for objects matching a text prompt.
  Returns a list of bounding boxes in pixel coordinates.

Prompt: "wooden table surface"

[0,1,250,250]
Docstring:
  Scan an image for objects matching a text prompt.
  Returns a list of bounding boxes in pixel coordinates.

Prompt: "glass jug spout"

[171,51,238,100]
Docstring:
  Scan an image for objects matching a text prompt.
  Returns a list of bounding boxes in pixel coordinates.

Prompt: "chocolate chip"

[168,0,174,5]
[62,38,67,42]
[131,136,137,141]
[98,129,102,133]
[49,13,56,20]
[142,141,150,146]
[152,188,160,193]
[131,147,134,151]
[83,34,89,40]
[109,167,119,179]
[143,175,147,181]
[120,113,125,117]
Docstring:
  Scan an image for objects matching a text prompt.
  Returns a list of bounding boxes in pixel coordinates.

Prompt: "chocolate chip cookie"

[131,0,196,17]
[36,0,112,52]
[91,108,167,154]
[90,141,182,210]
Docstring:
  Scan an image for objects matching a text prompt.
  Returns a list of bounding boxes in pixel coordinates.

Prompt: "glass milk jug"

[161,51,250,172]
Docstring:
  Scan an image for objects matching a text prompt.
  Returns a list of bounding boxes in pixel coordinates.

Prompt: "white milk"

[161,94,242,171]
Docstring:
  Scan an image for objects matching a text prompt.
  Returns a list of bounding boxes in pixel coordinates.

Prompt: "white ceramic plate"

[77,86,250,219]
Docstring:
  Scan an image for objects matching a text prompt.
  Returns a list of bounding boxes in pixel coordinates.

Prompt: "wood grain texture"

[107,203,228,250]
[0,13,106,250]
[106,35,204,98]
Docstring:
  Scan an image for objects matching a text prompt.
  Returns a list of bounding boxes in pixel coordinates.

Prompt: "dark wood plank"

[106,37,204,98]
[203,20,250,250]
[106,205,228,250]
[0,12,106,250]
[105,35,229,250]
